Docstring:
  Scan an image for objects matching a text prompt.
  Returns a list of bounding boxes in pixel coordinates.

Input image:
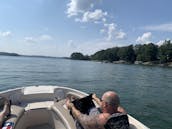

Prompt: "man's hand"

[92,93,102,106]
[66,98,74,110]
[66,98,82,120]
[92,93,97,100]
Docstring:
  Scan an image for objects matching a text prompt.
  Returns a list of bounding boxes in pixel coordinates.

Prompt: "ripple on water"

[0,56,172,129]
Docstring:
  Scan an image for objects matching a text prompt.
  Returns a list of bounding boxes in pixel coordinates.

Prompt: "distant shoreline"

[94,60,172,68]
[0,52,20,56]
[0,52,68,59]
[70,42,172,68]
[69,58,172,68]
[1,52,171,68]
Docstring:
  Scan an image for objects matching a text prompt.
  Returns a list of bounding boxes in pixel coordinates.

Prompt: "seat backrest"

[3,105,25,129]
[104,113,129,129]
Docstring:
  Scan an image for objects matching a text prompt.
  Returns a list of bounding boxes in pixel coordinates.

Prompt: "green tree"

[135,43,158,62]
[91,50,106,61]
[145,43,158,61]
[159,40,172,63]
[117,45,136,63]
[70,52,88,60]
[134,44,144,61]
[91,47,120,62]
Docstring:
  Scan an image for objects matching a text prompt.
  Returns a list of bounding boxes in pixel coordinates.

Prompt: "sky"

[0,0,172,57]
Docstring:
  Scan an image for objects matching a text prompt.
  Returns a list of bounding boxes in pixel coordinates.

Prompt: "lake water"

[0,56,171,129]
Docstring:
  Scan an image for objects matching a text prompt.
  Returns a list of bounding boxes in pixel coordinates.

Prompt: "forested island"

[0,52,20,56]
[70,40,172,67]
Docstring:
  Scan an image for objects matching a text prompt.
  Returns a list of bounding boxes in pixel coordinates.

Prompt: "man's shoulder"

[96,113,111,125]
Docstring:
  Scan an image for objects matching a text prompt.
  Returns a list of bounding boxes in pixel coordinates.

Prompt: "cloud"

[66,37,133,57]
[100,29,105,34]
[143,23,172,32]
[67,40,77,48]
[66,39,116,56]
[136,32,152,44]
[0,31,12,37]
[66,0,105,24]
[105,23,116,41]
[75,9,107,23]
[24,37,36,43]
[103,23,126,41]
[66,0,95,17]
[66,0,126,42]
[156,40,164,46]
[115,31,126,39]
[39,34,53,41]
[156,38,171,46]
[24,34,53,43]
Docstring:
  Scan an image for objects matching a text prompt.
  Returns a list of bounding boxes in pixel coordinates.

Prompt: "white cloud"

[102,18,106,22]
[136,32,152,44]
[67,40,76,48]
[156,40,164,46]
[115,31,126,39]
[66,0,126,42]
[66,0,95,17]
[39,34,53,41]
[65,38,133,57]
[103,23,126,41]
[105,23,116,41]
[24,34,53,43]
[0,31,12,37]
[78,41,115,55]
[24,37,36,43]
[143,23,172,32]
[66,39,116,56]
[100,29,105,34]
[155,38,171,46]
[75,9,107,23]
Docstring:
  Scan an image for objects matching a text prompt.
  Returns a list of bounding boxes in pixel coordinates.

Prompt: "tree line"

[70,40,172,64]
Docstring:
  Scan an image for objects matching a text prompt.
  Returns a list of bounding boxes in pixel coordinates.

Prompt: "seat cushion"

[104,113,129,129]
[52,100,76,129]
[5,105,25,127]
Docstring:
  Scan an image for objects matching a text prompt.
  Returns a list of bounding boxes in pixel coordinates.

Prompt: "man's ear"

[102,101,108,108]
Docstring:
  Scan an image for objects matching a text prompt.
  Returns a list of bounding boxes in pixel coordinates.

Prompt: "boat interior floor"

[27,124,53,129]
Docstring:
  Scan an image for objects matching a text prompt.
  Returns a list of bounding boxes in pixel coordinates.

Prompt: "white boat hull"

[0,86,149,129]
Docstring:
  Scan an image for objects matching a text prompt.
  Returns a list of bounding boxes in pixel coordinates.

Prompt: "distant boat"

[0,86,149,129]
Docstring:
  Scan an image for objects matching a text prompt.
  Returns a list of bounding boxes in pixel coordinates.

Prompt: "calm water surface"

[0,56,172,129]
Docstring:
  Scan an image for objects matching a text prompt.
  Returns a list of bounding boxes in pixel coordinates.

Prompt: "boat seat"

[51,100,76,129]
[104,113,129,129]
[5,105,25,128]
[24,101,54,110]
[66,92,85,99]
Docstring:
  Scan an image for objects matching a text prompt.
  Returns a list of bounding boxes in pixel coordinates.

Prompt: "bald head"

[102,91,120,107]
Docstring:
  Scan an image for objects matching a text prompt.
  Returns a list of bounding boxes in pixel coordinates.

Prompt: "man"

[0,98,11,127]
[66,91,128,129]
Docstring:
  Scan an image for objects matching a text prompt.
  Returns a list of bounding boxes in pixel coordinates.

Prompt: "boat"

[0,85,149,129]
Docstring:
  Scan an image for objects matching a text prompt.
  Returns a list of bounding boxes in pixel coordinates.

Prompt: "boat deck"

[27,124,52,129]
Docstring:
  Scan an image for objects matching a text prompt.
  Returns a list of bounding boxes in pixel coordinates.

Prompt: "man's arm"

[66,99,81,119]
[66,99,103,128]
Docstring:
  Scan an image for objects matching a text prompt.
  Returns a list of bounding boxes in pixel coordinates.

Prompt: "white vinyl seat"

[51,100,76,129]
[5,105,25,128]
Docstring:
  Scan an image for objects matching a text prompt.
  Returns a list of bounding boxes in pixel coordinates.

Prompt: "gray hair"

[103,91,120,107]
